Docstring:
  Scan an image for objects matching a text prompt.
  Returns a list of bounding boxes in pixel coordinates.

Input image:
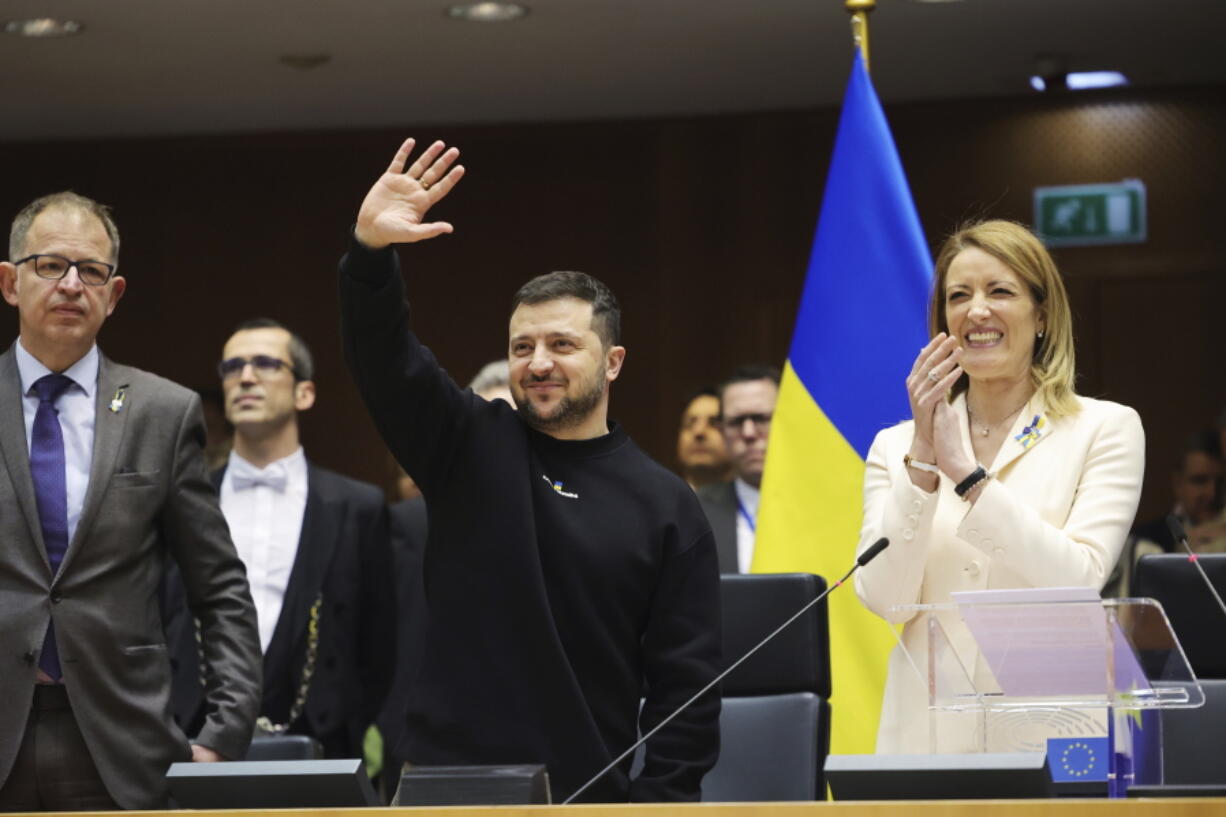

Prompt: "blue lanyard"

[736,496,756,533]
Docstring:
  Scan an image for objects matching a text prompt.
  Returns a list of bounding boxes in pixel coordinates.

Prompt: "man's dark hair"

[1178,429,1223,471]
[510,271,621,348]
[231,318,314,382]
[718,364,782,403]
[684,386,720,408]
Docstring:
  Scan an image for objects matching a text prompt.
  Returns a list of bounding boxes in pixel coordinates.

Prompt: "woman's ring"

[927,371,939,383]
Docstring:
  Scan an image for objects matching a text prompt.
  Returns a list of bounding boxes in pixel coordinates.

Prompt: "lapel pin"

[109,387,127,414]
[1014,414,1046,449]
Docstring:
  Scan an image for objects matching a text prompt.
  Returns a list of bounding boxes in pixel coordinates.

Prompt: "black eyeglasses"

[218,355,297,380]
[722,413,773,434]
[15,254,117,286]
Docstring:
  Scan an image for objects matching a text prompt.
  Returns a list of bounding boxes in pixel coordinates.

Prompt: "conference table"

[47,800,1226,817]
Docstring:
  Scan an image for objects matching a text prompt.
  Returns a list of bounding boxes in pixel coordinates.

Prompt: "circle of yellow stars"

[1060,741,1098,777]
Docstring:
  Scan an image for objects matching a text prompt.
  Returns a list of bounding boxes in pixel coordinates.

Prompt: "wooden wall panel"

[1,84,1223,521]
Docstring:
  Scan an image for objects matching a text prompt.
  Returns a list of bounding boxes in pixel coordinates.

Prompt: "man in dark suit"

[0,192,261,810]
[697,365,780,574]
[168,319,395,760]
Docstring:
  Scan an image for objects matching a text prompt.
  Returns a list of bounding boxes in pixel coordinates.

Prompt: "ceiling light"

[448,2,528,22]
[1030,70,1130,93]
[4,18,82,37]
[1065,71,1129,90]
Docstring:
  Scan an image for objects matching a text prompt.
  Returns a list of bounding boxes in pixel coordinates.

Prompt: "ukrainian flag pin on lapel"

[1013,413,1046,450]
[109,387,127,413]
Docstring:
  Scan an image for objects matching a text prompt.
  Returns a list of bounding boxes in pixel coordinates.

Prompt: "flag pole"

[844,0,876,71]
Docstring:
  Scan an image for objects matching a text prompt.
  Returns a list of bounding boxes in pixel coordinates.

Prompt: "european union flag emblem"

[1048,737,1109,782]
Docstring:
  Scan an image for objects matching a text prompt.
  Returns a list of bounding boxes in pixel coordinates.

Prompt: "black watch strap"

[954,466,987,498]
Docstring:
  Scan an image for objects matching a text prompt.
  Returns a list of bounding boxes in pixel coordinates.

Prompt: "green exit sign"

[1034,180,1146,247]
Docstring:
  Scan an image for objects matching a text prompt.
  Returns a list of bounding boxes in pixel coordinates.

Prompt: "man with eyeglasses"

[697,365,781,574]
[164,319,395,765]
[0,192,261,810]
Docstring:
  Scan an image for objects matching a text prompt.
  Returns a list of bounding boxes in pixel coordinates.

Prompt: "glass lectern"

[892,595,1203,797]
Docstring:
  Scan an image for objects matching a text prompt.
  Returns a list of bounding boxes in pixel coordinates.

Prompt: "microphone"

[858,536,889,567]
[562,537,890,804]
[1166,515,1226,620]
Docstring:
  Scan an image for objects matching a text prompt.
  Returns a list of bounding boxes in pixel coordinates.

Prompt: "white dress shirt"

[15,340,98,546]
[734,478,760,574]
[220,448,308,653]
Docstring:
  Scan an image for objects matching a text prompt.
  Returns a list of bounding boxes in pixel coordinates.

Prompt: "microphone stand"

[562,537,890,804]
[1167,515,1226,620]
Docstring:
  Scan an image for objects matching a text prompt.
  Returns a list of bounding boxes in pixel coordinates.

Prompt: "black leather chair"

[1160,678,1226,784]
[1133,553,1226,678]
[702,572,830,801]
[245,734,325,761]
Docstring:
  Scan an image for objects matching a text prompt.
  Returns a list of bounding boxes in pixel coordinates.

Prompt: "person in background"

[676,388,732,491]
[1133,430,1225,554]
[697,366,780,573]
[166,319,395,762]
[468,359,515,405]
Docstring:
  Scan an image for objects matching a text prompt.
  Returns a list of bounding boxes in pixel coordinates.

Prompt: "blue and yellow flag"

[753,51,932,755]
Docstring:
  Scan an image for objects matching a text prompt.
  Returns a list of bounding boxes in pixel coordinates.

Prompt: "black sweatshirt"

[338,237,721,802]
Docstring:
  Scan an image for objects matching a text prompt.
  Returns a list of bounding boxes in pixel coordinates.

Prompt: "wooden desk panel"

[40,799,1226,817]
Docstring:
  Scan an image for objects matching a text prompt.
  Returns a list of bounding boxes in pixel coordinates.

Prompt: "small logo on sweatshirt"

[542,474,578,499]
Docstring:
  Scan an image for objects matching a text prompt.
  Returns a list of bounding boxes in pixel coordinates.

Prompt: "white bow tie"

[230,460,289,492]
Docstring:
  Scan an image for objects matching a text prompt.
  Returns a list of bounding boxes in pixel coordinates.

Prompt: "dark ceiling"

[3,0,1225,142]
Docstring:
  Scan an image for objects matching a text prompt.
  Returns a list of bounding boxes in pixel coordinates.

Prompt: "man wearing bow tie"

[167,319,395,762]
[0,192,261,810]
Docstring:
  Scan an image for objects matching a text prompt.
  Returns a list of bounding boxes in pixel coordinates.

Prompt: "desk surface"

[22,799,1226,817]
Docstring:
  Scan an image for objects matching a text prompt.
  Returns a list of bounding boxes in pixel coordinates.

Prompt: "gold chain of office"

[195,592,322,736]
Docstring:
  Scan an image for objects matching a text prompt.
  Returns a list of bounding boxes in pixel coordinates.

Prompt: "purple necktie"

[31,373,74,681]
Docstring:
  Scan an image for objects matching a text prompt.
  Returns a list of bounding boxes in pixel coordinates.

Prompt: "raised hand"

[355,138,466,249]
[931,397,975,483]
[905,333,963,455]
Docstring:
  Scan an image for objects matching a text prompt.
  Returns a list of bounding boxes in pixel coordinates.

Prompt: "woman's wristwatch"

[903,454,940,475]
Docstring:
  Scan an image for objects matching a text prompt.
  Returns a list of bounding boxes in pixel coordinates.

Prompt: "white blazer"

[854,392,1145,753]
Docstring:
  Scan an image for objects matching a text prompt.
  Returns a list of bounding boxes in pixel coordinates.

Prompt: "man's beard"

[517,366,606,433]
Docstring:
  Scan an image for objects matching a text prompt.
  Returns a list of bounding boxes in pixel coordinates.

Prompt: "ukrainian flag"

[753,51,932,755]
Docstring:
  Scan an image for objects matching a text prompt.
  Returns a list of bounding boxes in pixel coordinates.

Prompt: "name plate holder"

[392,764,551,806]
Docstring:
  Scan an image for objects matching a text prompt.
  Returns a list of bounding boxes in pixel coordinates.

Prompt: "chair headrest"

[719,572,830,696]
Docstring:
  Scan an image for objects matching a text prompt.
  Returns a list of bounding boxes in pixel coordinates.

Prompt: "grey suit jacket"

[696,481,740,574]
[0,347,261,809]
